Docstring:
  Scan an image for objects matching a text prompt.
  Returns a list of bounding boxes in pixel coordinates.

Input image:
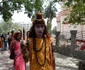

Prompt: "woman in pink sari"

[10,32,25,70]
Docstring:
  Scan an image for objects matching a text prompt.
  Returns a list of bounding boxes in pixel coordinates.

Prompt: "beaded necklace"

[33,37,46,66]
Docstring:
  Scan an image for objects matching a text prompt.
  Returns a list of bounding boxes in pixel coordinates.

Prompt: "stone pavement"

[0,50,79,70]
[55,53,79,70]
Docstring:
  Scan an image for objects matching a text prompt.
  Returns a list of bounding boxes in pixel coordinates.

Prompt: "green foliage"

[0,0,58,36]
[69,1,85,24]
[44,1,57,18]
[0,0,59,36]
[0,0,23,22]
[56,0,85,24]
[0,0,44,21]
[34,0,43,11]
[44,1,58,34]
[24,0,33,12]
[1,2,12,22]
[24,0,43,18]
[0,20,21,35]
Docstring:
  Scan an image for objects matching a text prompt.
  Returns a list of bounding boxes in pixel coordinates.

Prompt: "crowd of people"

[0,12,55,70]
[0,30,14,51]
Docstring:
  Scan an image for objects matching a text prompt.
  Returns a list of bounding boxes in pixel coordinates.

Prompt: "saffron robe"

[29,37,55,70]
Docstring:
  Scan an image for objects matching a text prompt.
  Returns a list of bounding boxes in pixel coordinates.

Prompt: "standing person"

[7,32,11,48]
[9,30,15,49]
[1,34,5,50]
[0,36,1,50]
[10,32,26,70]
[4,37,8,50]
[28,12,55,70]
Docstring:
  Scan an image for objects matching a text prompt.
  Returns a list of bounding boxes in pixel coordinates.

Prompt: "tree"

[0,0,58,22]
[0,0,44,22]
[55,0,85,25]
[0,0,59,35]
[44,1,57,33]
[0,20,21,35]
[0,0,24,22]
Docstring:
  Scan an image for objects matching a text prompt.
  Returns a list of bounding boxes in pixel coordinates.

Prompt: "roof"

[56,7,72,22]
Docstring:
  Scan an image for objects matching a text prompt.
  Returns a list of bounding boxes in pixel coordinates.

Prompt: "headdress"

[33,12,45,25]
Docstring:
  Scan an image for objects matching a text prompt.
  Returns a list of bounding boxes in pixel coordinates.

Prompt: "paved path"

[0,50,79,70]
[55,53,79,70]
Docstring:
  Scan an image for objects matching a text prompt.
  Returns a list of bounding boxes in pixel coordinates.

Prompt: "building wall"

[57,15,85,32]
[56,8,85,40]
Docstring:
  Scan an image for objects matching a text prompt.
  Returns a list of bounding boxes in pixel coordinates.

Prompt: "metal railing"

[76,31,85,41]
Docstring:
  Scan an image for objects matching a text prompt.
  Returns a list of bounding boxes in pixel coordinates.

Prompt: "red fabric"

[76,40,85,42]
[80,44,85,50]
[12,41,26,70]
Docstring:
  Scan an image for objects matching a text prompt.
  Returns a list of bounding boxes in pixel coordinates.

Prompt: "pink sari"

[13,41,26,70]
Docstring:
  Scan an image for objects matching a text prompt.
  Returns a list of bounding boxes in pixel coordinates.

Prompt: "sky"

[12,11,32,24]
[0,1,61,30]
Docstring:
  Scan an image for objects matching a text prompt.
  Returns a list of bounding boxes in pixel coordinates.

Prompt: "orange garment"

[0,37,1,48]
[29,37,54,70]
[1,38,4,50]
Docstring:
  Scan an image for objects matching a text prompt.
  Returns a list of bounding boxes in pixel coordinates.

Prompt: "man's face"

[34,24,45,37]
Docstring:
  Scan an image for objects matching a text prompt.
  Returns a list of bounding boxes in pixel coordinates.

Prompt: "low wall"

[53,45,85,60]
[55,46,71,56]
[74,50,85,60]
